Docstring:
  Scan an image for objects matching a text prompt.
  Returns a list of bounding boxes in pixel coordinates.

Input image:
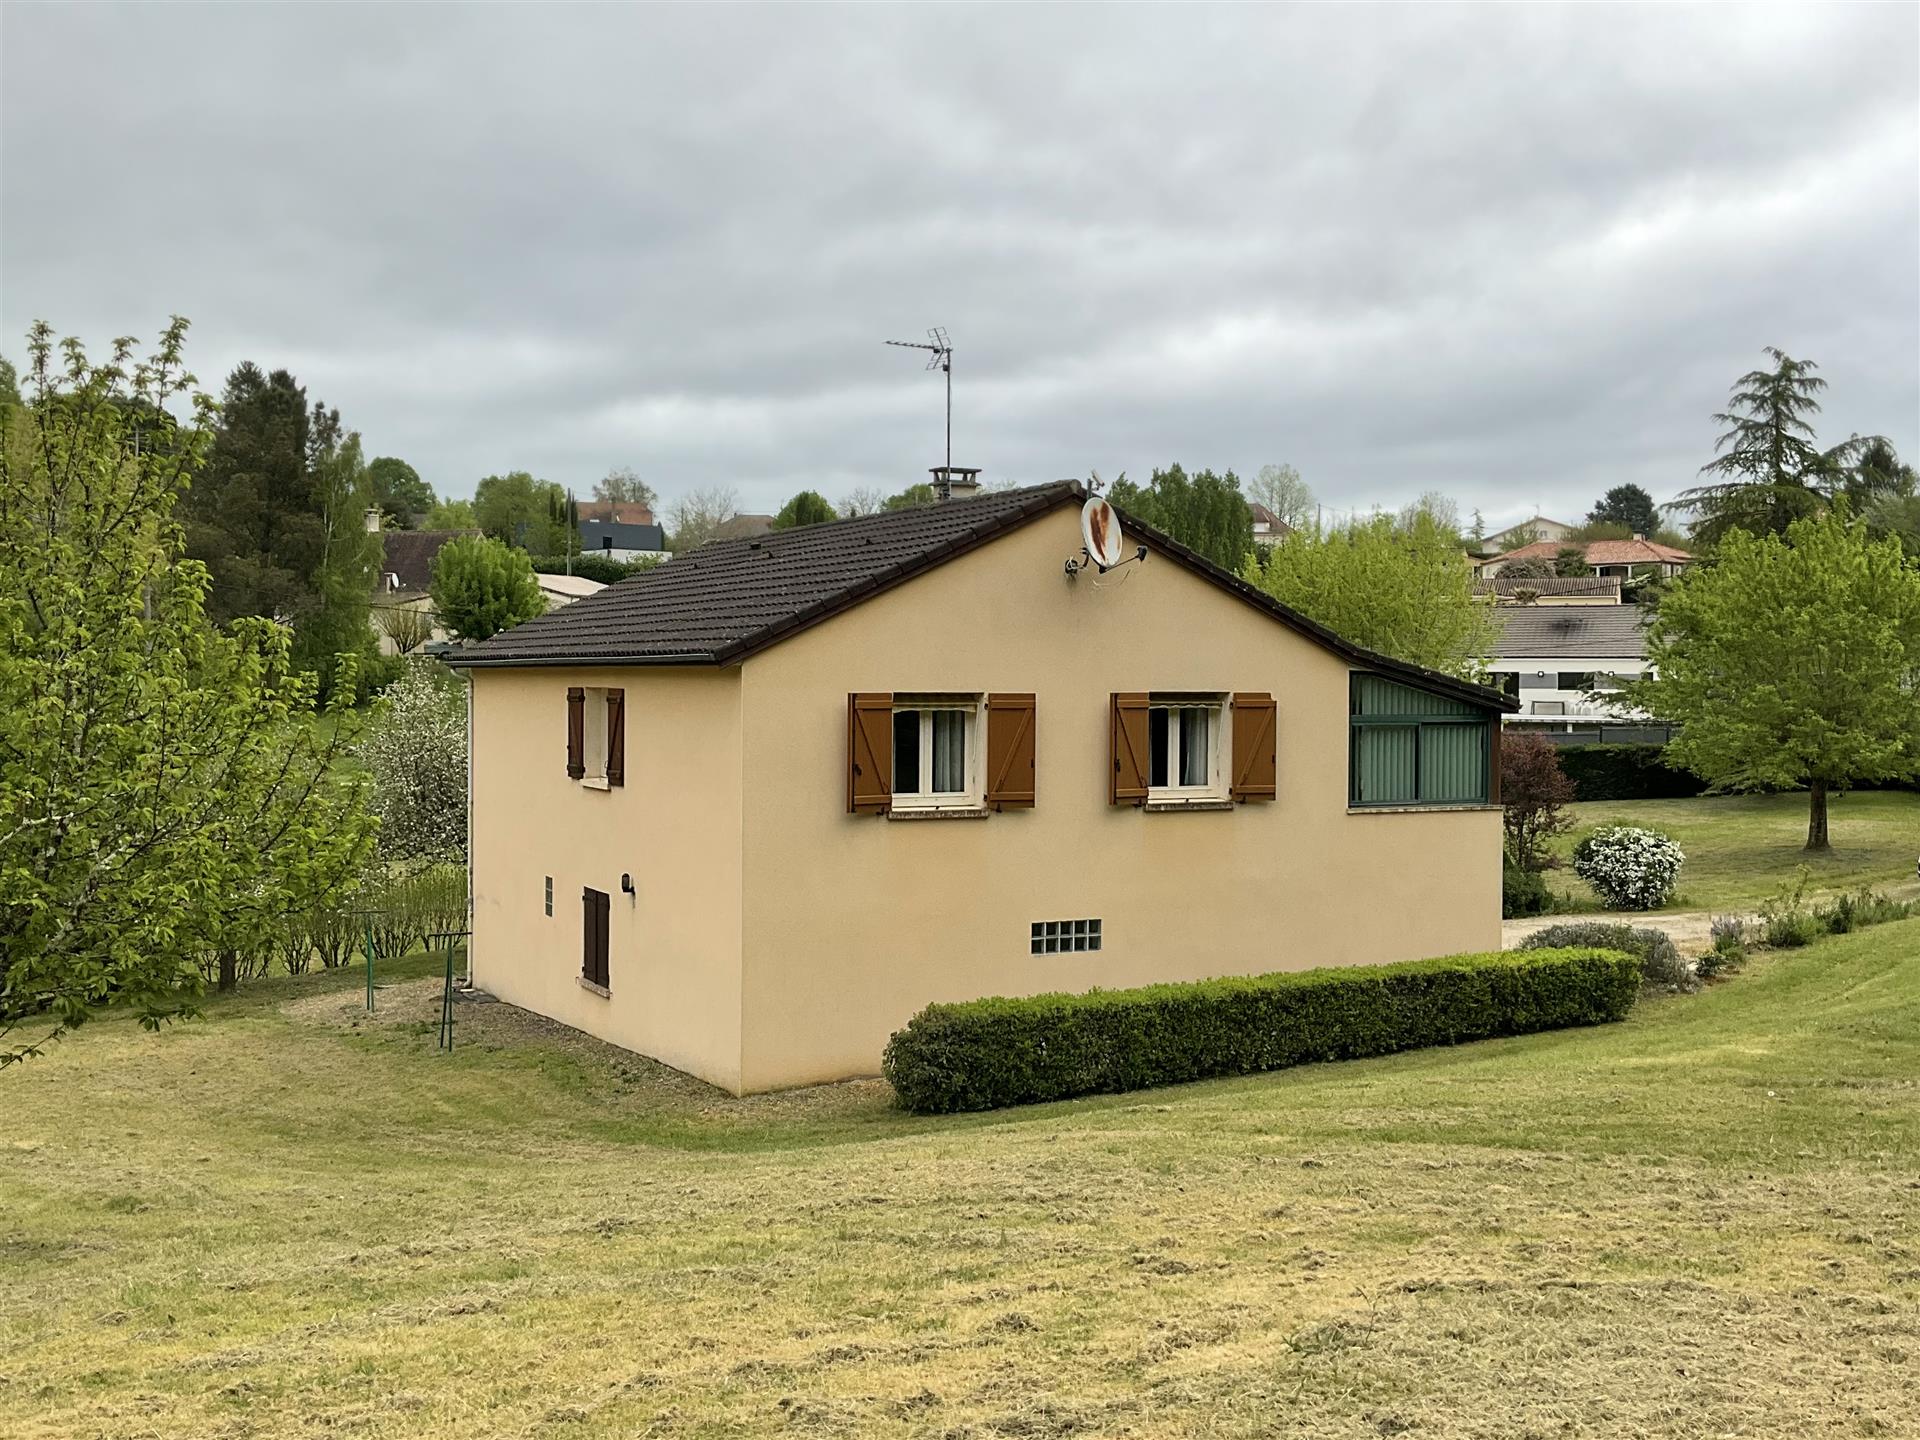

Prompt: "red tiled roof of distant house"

[578,501,656,526]
[1494,538,1691,566]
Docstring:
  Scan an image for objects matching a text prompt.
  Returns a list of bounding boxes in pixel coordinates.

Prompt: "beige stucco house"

[446,483,1515,1095]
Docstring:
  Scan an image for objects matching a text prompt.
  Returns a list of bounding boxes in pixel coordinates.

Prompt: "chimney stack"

[364,507,383,535]
[930,465,982,501]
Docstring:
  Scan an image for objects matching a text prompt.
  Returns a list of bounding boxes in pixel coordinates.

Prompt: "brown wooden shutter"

[1109,693,1149,805]
[1487,719,1502,806]
[566,687,585,779]
[605,689,626,787]
[846,693,893,814]
[582,887,610,987]
[984,694,1036,809]
[1229,692,1277,802]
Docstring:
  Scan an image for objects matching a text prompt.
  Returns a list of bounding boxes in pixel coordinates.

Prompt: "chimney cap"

[930,465,983,501]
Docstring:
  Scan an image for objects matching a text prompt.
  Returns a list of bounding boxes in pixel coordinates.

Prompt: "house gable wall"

[468,665,745,1090]
[735,506,1499,1092]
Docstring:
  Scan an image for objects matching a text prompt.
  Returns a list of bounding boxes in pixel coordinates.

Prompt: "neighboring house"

[1473,576,1623,606]
[1485,604,1649,725]
[710,513,776,542]
[1248,503,1294,543]
[1479,536,1691,579]
[1479,514,1576,555]
[578,500,656,527]
[371,517,482,655]
[536,572,608,607]
[578,517,668,563]
[445,482,1514,1095]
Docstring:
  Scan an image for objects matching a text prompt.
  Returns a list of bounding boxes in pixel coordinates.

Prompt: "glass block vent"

[1031,919,1102,956]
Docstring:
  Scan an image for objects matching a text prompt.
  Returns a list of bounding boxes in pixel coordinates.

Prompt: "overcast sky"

[4,5,1916,527]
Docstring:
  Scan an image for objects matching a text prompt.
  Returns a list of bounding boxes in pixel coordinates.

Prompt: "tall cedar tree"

[1625,508,1920,849]
[1,320,374,1062]
[1108,464,1255,573]
[1587,484,1659,536]
[1500,733,1577,871]
[1678,348,1893,546]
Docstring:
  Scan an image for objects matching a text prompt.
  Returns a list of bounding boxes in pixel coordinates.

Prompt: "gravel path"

[1503,877,1920,954]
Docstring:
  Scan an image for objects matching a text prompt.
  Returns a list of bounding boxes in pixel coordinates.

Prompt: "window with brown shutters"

[604,689,626,787]
[581,887,610,991]
[984,694,1036,809]
[1229,693,1277,802]
[847,693,893,813]
[566,687,586,779]
[1109,693,1150,805]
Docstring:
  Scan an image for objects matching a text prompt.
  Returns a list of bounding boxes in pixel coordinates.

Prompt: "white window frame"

[1147,695,1227,802]
[890,694,983,812]
[580,686,611,790]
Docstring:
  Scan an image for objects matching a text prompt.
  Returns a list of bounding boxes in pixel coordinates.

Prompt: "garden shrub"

[1517,921,1692,992]
[1555,745,1706,802]
[882,947,1641,1114]
[1502,860,1552,918]
[1572,825,1684,910]
[1814,887,1914,934]
[1697,916,1748,979]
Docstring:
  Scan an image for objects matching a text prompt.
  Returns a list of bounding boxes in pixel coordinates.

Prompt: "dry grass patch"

[2,927,1918,1438]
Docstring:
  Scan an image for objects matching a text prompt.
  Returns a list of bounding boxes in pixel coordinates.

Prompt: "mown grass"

[3,927,1918,1438]
[1545,790,1920,913]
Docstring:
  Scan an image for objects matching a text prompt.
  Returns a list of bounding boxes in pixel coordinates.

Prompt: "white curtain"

[931,710,966,793]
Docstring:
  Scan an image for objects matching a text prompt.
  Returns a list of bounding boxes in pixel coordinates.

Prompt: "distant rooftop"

[1492,604,1647,660]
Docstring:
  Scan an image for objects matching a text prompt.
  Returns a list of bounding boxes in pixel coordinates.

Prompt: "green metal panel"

[1419,723,1488,803]
[1356,725,1417,804]
[1353,674,1480,719]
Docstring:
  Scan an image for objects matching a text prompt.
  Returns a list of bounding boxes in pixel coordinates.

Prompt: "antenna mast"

[885,327,954,486]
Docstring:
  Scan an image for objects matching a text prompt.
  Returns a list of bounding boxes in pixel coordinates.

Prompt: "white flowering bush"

[357,659,468,865]
[1572,824,1684,910]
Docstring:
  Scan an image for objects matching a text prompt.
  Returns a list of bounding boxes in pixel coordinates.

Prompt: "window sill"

[1142,798,1235,813]
[886,806,991,822]
[577,977,610,998]
[1347,803,1500,815]
[579,777,611,793]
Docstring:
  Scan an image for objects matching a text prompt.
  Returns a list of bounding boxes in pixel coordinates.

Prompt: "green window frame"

[1348,674,1492,808]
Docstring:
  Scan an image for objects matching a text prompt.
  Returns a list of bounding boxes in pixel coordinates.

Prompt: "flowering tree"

[358,659,468,866]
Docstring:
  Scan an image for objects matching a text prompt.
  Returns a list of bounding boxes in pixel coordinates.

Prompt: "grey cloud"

[3,4,1914,525]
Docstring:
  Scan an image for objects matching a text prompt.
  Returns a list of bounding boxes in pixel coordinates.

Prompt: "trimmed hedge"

[1557,744,1705,802]
[882,947,1640,1114]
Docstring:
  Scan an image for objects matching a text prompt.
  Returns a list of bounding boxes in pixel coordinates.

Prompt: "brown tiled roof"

[578,500,655,526]
[1495,538,1690,566]
[445,482,1513,712]
[380,528,481,593]
[710,513,775,541]
[1493,605,1648,660]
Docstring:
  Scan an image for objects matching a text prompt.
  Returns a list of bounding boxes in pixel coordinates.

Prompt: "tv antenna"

[885,327,954,478]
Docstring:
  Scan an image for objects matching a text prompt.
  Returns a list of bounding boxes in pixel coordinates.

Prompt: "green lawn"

[1545,790,1920,913]
[3,926,1918,1437]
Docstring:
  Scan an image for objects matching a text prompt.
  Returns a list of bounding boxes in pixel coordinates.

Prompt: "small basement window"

[1148,696,1225,801]
[1032,919,1102,955]
[1349,674,1491,808]
[891,695,981,810]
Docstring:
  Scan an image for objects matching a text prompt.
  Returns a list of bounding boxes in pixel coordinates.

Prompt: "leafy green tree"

[772,490,837,530]
[474,471,570,553]
[1397,490,1462,543]
[1553,545,1590,578]
[1,320,374,1062]
[595,465,657,511]
[1246,511,1497,679]
[1625,508,1920,850]
[429,535,544,641]
[1108,464,1254,572]
[1678,348,1893,545]
[367,456,434,528]
[1587,483,1659,536]
[882,483,938,512]
[528,552,662,584]
[289,413,380,695]
[1249,462,1314,530]
[1868,493,1920,561]
[424,497,477,529]
[1497,555,1559,581]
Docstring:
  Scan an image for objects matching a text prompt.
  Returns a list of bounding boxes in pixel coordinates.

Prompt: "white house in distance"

[1479,514,1576,555]
[1485,605,1650,729]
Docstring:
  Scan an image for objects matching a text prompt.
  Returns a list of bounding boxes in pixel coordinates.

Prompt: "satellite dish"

[1081,496,1126,570]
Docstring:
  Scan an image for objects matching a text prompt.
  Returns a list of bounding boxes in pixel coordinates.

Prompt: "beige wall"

[468,665,745,1092]
[736,507,1501,1092]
